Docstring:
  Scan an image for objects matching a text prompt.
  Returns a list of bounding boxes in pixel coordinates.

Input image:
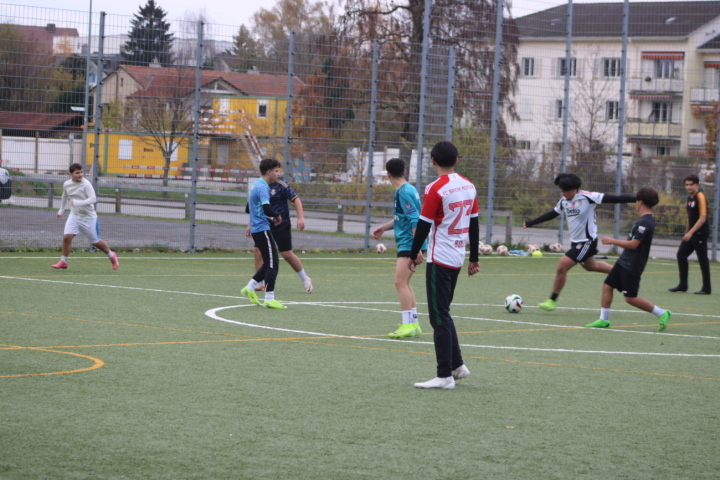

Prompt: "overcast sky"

[8,0,691,33]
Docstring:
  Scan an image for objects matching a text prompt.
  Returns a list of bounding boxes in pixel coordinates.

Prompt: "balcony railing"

[688,131,707,146]
[625,119,682,138]
[690,88,719,102]
[628,77,684,93]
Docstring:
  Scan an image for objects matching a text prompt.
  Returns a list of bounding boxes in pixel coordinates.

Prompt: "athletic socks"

[600,308,611,321]
[248,279,259,290]
[401,310,414,324]
[265,291,275,302]
[297,269,309,281]
[61,256,68,262]
[550,293,559,301]
[651,306,665,318]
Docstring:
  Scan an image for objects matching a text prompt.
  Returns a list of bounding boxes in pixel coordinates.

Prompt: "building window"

[655,59,675,79]
[218,98,230,117]
[517,140,531,150]
[603,58,621,78]
[606,101,619,121]
[522,58,535,77]
[257,99,268,118]
[651,102,671,123]
[656,146,669,156]
[555,99,564,119]
[558,57,577,77]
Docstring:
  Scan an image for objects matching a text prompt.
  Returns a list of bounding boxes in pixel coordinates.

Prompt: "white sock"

[600,308,611,321]
[401,310,414,324]
[107,251,114,258]
[61,256,68,262]
[248,279,259,290]
[411,307,418,323]
[297,269,308,281]
[265,291,275,302]
[651,306,665,318]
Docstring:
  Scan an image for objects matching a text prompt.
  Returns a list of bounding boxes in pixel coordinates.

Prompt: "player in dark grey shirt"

[587,187,672,332]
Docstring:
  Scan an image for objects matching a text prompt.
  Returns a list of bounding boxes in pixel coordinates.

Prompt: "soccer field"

[1,253,718,479]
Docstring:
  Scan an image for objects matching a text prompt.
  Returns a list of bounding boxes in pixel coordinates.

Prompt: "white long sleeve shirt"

[58,177,97,219]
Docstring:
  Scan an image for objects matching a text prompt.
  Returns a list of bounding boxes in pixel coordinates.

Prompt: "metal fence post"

[414,0,432,190]
[284,31,296,183]
[81,1,93,172]
[445,46,456,141]
[713,106,720,262]
[364,40,380,253]
[613,0,630,242]
[337,204,344,233]
[91,12,105,192]
[486,0,505,245]
[188,20,203,253]
[557,0,573,245]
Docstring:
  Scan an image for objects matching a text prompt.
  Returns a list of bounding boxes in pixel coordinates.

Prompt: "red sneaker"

[109,252,119,270]
[51,260,68,269]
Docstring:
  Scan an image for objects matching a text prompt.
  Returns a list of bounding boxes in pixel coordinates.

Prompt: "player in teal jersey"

[372,158,427,338]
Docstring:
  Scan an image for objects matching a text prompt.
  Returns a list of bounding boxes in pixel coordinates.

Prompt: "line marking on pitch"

[205,304,720,357]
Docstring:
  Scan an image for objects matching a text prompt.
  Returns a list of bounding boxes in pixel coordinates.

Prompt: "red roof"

[120,65,305,99]
[15,24,79,47]
[0,111,83,131]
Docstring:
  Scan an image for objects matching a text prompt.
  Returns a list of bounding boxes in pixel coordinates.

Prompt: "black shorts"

[604,264,641,298]
[565,239,599,264]
[397,250,426,258]
[254,221,293,252]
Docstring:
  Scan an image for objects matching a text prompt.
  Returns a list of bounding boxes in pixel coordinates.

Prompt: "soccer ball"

[550,242,563,252]
[496,245,508,256]
[527,244,540,253]
[478,241,485,250]
[504,294,523,313]
[375,243,387,254]
[480,244,493,255]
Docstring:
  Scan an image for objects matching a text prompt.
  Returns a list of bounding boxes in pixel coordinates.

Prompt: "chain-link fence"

[0,0,718,260]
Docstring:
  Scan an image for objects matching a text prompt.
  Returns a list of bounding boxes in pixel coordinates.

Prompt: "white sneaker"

[302,276,313,293]
[414,377,455,390]
[452,365,470,380]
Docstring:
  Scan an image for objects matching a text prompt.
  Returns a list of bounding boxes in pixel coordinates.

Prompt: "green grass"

[1,253,718,479]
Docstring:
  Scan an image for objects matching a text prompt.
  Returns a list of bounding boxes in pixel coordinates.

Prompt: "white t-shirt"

[58,177,98,219]
[553,190,604,243]
[419,173,479,269]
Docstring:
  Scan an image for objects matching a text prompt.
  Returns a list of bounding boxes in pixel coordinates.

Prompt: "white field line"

[2,275,719,352]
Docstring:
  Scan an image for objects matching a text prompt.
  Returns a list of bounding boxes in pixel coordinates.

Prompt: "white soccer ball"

[480,244,493,255]
[375,243,387,254]
[527,244,540,253]
[496,245,508,256]
[550,242,563,252]
[504,294,523,313]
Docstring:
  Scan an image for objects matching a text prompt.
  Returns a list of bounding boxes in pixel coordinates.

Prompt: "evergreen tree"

[122,0,174,66]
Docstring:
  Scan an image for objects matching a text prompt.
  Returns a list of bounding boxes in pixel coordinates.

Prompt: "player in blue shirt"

[246,179,313,294]
[372,158,427,339]
[241,158,287,309]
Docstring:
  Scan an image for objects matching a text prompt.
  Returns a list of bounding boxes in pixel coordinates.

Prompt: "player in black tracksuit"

[669,174,711,295]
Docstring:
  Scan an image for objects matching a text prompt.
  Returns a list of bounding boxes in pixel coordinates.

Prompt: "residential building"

[92,65,304,171]
[512,1,720,162]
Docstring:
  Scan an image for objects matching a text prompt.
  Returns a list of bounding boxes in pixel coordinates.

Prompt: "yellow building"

[94,66,305,172]
[86,131,189,177]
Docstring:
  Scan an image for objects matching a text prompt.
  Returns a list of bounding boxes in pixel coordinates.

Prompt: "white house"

[511,1,720,160]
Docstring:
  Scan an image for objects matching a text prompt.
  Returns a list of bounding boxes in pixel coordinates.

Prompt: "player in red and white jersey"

[408,141,480,390]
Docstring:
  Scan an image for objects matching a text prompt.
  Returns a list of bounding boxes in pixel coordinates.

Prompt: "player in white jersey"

[523,173,635,311]
[408,141,480,390]
[51,163,118,270]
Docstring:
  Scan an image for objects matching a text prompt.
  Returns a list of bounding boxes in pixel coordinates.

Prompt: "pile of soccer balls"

[478,242,509,256]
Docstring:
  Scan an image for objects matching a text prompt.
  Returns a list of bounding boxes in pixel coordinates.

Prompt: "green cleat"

[241,286,261,306]
[389,322,422,339]
[586,319,611,328]
[657,310,672,332]
[263,299,287,309]
[538,299,556,311]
